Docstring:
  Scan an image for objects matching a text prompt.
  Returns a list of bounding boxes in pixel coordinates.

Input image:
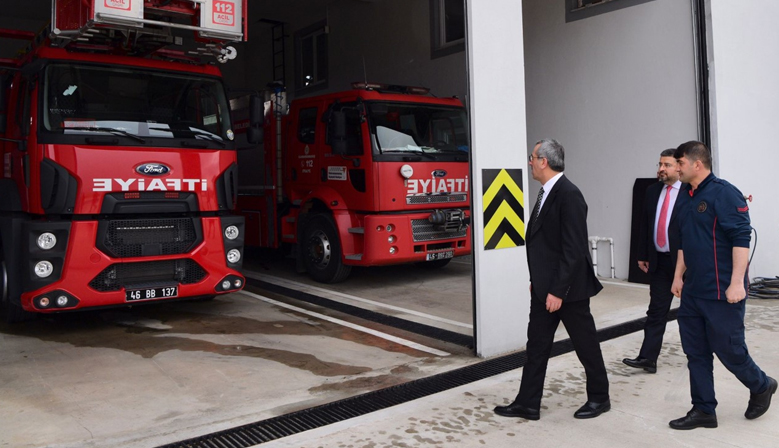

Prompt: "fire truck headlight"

[224,225,240,240]
[227,249,241,264]
[388,235,396,244]
[34,261,54,278]
[376,225,384,232]
[234,279,242,288]
[56,295,69,307]
[386,224,394,232]
[222,280,232,290]
[389,246,398,254]
[400,164,413,179]
[37,232,57,250]
[39,297,50,308]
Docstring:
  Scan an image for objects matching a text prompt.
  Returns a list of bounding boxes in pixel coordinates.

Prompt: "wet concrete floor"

[1,255,662,448]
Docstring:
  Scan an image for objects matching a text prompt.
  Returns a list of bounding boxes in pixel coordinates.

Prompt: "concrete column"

[706,0,779,278]
[466,0,530,357]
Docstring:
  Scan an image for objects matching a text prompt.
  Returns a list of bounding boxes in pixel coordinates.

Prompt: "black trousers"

[638,252,675,362]
[516,293,609,409]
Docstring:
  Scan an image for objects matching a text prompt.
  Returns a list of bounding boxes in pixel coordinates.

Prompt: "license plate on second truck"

[126,286,178,302]
[426,250,454,261]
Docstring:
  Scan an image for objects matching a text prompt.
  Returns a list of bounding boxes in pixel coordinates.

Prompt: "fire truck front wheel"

[0,245,35,323]
[302,214,352,283]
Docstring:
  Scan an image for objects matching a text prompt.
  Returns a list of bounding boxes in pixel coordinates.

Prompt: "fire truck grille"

[411,219,468,242]
[406,193,467,205]
[102,218,199,258]
[89,259,207,292]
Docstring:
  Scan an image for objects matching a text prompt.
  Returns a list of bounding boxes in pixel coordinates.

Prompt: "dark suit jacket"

[526,174,602,303]
[637,181,683,273]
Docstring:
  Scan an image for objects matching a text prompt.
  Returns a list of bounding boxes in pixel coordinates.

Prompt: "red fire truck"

[0,0,261,321]
[237,83,471,283]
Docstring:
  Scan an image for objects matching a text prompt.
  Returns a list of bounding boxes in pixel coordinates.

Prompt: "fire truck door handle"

[321,168,327,181]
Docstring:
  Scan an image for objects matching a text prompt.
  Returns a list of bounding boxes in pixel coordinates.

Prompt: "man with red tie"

[623,149,682,373]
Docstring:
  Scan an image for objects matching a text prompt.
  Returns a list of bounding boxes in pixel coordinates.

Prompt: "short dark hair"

[660,148,675,158]
[674,141,712,170]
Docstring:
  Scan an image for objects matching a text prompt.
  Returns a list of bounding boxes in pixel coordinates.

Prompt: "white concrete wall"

[468,1,530,357]
[522,0,699,279]
[707,0,779,279]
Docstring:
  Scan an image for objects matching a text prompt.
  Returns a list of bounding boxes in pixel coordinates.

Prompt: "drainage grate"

[158,300,677,448]
[245,277,475,348]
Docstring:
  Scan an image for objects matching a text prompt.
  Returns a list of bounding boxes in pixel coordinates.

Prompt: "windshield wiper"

[149,127,226,148]
[381,148,435,159]
[65,126,146,143]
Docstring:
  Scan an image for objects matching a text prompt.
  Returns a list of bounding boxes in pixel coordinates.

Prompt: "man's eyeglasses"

[528,154,546,162]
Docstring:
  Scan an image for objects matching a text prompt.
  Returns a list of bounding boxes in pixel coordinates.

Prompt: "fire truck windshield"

[367,102,469,159]
[41,64,233,148]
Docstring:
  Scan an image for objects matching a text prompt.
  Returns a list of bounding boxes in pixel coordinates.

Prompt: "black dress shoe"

[622,357,657,373]
[669,408,718,430]
[573,400,610,419]
[494,401,540,420]
[745,376,778,420]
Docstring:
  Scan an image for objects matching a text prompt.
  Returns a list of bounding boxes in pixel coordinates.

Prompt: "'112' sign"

[213,1,235,26]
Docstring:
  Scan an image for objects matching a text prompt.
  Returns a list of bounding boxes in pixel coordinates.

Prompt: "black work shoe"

[669,408,718,430]
[745,376,778,420]
[494,401,540,420]
[622,357,657,373]
[573,400,611,419]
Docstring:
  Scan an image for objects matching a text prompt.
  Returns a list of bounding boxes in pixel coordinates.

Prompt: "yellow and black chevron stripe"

[482,169,525,249]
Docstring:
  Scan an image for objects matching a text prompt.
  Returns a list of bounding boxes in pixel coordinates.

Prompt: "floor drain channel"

[157,308,677,448]
[245,277,475,348]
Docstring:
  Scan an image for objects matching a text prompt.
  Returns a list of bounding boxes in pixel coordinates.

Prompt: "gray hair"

[535,138,565,172]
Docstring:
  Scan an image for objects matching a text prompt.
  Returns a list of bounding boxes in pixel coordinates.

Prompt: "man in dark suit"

[623,149,682,373]
[494,138,609,421]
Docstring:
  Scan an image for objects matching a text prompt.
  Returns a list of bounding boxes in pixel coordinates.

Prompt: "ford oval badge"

[136,163,171,176]
[432,170,447,178]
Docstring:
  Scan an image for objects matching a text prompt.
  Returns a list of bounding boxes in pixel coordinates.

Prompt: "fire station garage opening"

[0,0,474,337]
[227,0,475,341]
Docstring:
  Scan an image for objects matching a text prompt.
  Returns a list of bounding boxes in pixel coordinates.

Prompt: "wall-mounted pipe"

[588,236,615,278]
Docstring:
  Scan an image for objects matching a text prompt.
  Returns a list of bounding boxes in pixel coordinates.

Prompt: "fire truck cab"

[0,0,261,321]
[238,83,471,283]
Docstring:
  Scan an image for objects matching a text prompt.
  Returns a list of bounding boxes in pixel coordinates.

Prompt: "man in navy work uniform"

[623,149,683,373]
[669,141,776,430]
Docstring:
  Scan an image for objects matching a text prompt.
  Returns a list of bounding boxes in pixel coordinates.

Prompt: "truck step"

[345,254,363,261]
[347,227,364,234]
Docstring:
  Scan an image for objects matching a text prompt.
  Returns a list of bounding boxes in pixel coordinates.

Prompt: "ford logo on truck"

[136,163,171,176]
[432,170,447,178]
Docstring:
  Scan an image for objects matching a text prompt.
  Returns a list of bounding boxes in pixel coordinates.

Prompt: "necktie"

[531,187,545,223]
[657,185,672,248]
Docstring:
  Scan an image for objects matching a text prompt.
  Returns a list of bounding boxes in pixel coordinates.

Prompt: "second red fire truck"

[237,83,471,283]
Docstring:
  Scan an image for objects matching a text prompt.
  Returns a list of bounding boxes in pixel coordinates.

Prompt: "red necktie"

[657,185,672,248]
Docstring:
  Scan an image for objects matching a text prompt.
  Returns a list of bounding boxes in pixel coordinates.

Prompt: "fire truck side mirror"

[247,95,264,144]
[329,111,348,155]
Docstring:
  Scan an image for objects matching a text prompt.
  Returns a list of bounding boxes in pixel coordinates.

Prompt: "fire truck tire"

[0,248,35,323]
[302,214,352,283]
[416,259,452,269]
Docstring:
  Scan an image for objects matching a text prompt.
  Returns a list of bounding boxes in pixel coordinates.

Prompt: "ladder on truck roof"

[50,0,247,63]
